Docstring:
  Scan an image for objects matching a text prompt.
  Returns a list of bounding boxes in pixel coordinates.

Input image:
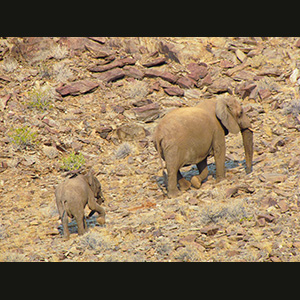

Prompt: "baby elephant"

[55,169,105,238]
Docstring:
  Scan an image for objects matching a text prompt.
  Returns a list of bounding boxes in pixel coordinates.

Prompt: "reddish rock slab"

[59,37,90,51]
[159,71,178,83]
[187,63,208,81]
[258,88,272,100]
[258,173,287,183]
[132,102,160,122]
[232,70,256,81]
[159,41,181,63]
[198,74,213,88]
[149,81,160,93]
[96,125,113,139]
[88,57,136,72]
[258,66,282,77]
[0,75,12,82]
[220,59,235,68]
[56,79,99,96]
[112,105,125,114]
[85,46,113,59]
[177,76,195,89]
[0,94,12,109]
[123,66,145,79]
[142,57,167,67]
[257,213,275,223]
[88,37,106,44]
[207,77,233,94]
[96,68,125,83]
[236,82,257,99]
[144,69,178,84]
[200,225,219,236]
[295,39,300,48]
[163,86,184,96]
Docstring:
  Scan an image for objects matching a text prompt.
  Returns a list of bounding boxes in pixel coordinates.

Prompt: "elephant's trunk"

[241,128,253,174]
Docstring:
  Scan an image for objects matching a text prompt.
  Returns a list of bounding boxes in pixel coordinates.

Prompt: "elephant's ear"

[216,97,240,134]
[86,168,94,186]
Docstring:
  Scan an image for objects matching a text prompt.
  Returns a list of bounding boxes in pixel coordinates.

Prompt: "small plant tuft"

[128,81,149,101]
[27,85,53,111]
[200,200,249,225]
[282,98,300,117]
[9,126,38,151]
[60,152,86,171]
[115,143,132,159]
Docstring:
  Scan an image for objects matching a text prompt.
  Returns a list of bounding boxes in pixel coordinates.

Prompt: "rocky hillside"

[1,37,300,261]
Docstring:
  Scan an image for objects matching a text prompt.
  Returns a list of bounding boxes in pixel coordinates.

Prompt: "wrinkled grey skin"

[55,170,105,238]
[154,96,253,198]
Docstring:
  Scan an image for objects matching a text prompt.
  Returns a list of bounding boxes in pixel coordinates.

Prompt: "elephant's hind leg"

[165,162,182,198]
[191,158,208,189]
[61,211,70,239]
[177,170,191,191]
[167,169,181,198]
[75,212,88,236]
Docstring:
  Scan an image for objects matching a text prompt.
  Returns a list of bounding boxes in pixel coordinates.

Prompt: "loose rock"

[131,102,161,122]
[56,80,98,96]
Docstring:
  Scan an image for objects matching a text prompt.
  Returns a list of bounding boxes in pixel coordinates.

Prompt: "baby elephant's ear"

[216,97,240,134]
[87,168,94,186]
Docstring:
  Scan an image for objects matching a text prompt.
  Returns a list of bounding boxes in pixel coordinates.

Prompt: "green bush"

[9,126,38,150]
[60,152,86,171]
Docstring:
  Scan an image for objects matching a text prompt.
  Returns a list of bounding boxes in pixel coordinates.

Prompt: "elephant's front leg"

[191,158,208,189]
[213,140,226,182]
[88,198,106,225]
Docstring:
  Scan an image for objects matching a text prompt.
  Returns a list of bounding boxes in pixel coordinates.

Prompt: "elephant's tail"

[154,137,168,197]
[154,136,165,170]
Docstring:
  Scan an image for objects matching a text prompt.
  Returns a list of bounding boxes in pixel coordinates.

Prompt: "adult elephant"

[153,96,253,198]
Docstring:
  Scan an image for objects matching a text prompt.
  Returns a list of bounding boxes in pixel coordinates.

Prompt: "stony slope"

[1,37,300,261]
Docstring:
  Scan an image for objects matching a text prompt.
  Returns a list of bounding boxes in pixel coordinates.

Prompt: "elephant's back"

[57,177,88,202]
[156,106,215,134]
[154,106,216,156]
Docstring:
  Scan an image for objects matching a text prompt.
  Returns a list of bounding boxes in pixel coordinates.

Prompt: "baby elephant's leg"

[88,200,106,225]
[75,211,88,236]
[191,158,208,189]
[61,211,70,239]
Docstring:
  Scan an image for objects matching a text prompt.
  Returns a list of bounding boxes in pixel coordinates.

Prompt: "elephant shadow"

[156,159,248,189]
[57,215,104,236]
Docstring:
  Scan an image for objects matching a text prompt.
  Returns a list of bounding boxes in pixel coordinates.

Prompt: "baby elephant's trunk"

[98,189,105,203]
[241,128,253,174]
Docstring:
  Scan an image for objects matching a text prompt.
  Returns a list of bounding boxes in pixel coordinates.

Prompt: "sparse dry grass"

[2,56,18,73]
[115,143,132,159]
[128,80,149,101]
[200,199,249,225]
[282,98,300,116]
[49,44,69,60]
[52,61,74,83]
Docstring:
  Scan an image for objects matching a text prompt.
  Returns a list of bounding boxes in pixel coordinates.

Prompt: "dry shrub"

[115,143,132,160]
[128,81,149,101]
[200,199,249,225]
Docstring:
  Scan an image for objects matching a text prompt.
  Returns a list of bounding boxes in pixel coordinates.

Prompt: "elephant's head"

[86,169,105,203]
[215,96,253,174]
